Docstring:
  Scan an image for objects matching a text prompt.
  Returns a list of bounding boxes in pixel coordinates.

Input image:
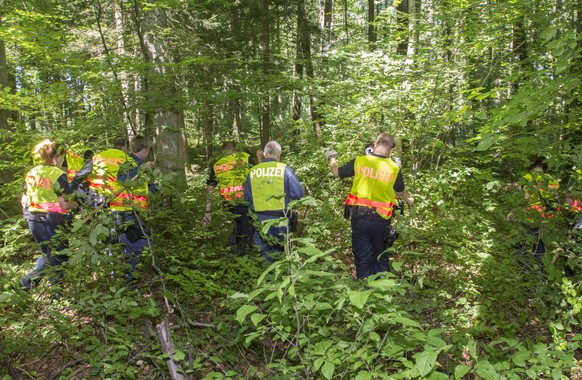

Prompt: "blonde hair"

[33,139,64,165]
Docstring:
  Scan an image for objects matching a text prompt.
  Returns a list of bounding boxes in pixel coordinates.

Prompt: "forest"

[0,0,581,378]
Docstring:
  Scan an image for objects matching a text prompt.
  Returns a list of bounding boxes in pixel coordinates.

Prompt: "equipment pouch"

[125,222,146,243]
[289,211,299,233]
[385,225,399,247]
[344,204,352,219]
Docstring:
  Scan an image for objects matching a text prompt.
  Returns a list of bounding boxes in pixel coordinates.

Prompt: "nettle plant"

[227,199,452,379]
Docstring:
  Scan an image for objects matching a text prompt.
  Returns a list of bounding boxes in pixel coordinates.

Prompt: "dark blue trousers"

[113,211,150,277]
[22,213,69,289]
[351,211,392,280]
[229,204,254,256]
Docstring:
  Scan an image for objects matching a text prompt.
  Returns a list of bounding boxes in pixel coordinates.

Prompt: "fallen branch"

[156,319,191,380]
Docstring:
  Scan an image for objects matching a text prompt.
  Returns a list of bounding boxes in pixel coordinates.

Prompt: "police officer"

[202,141,255,256]
[244,141,304,262]
[507,159,559,271]
[119,135,155,276]
[91,137,149,281]
[564,167,581,277]
[326,133,413,280]
[21,139,78,292]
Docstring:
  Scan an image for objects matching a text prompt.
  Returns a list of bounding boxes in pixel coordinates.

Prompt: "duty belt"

[28,212,47,222]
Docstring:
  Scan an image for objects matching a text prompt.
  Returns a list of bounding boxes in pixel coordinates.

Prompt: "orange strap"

[345,194,394,217]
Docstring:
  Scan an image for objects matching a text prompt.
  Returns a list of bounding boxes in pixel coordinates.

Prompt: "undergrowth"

[1,158,581,379]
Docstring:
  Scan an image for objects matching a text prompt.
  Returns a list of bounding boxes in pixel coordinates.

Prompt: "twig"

[48,359,86,380]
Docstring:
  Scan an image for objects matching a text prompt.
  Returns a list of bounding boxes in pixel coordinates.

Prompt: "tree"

[136,1,187,188]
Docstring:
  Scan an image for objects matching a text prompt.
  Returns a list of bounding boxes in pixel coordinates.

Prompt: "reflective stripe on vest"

[524,172,559,219]
[66,149,85,182]
[25,165,68,214]
[346,155,399,220]
[91,149,138,211]
[249,161,286,212]
[214,152,251,201]
[345,194,395,218]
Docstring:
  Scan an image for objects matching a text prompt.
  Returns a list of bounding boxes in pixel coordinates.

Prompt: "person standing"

[117,135,156,277]
[202,141,255,256]
[244,141,304,262]
[21,139,78,292]
[325,133,413,280]
[507,158,560,275]
[91,137,149,281]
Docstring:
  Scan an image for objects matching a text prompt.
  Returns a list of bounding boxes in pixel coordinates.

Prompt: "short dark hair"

[222,141,236,151]
[528,156,548,171]
[114,137,128,150]
[375,133,396,149]
[132,135,151,153]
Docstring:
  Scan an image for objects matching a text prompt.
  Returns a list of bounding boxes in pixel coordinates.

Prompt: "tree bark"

[139,1,187,190]
[322,0,333,53]
[0,15,17,202]
[298,0,322,138]
[368,0,376,48]
[261,0,271,147]
[396,0,409,56]
[113,0,134,134]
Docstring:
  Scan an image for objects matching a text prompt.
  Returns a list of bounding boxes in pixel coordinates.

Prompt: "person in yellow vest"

[202,141,256,256]
[66,144,94,207]
[244,141,304,262]
[326,133,414,280]
[91,137,149,282]
[564,167,582,277]
[566,168,582,226]
[507,159,560,274]
[21,139,78,292]
[117,135,155,269]
[65,143,86,183]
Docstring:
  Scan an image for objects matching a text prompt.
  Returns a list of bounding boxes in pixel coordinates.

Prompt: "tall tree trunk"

[322,0,333,53]
[396,0,409,55]
[368,0,376,48]
[298,0,323,138]
[96,0,136,136]
[113,0,133,134]
[0,15,17,204]
[203,64,214,161]
[139,2,187,190]
[261,0,271,147]
[511,18,527,95]
[292,24,303,129]
[293,0,305,131]
[0,17,12,132]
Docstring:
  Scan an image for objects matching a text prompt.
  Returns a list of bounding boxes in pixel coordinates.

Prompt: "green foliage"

[228,236,453,379]
[1,0,582,377]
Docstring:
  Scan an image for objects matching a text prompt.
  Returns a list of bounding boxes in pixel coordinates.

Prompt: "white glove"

[324,148,339,162]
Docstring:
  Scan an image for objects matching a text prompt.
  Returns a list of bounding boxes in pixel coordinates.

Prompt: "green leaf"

[313,357,324,371]
[288,284,296,298]
[348,290,371,309]
[415,349,438,377]
[427,372,450,380]
[173,349,185,362]
[244,332,262,346]
[0,293,11,303]
[475,361,499,380]
[236,305,258,324]
[321,361,335,380]
[355,371,373,380]
[250,313,267,326]
[454,365,471,379]
[394,314,420,328]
